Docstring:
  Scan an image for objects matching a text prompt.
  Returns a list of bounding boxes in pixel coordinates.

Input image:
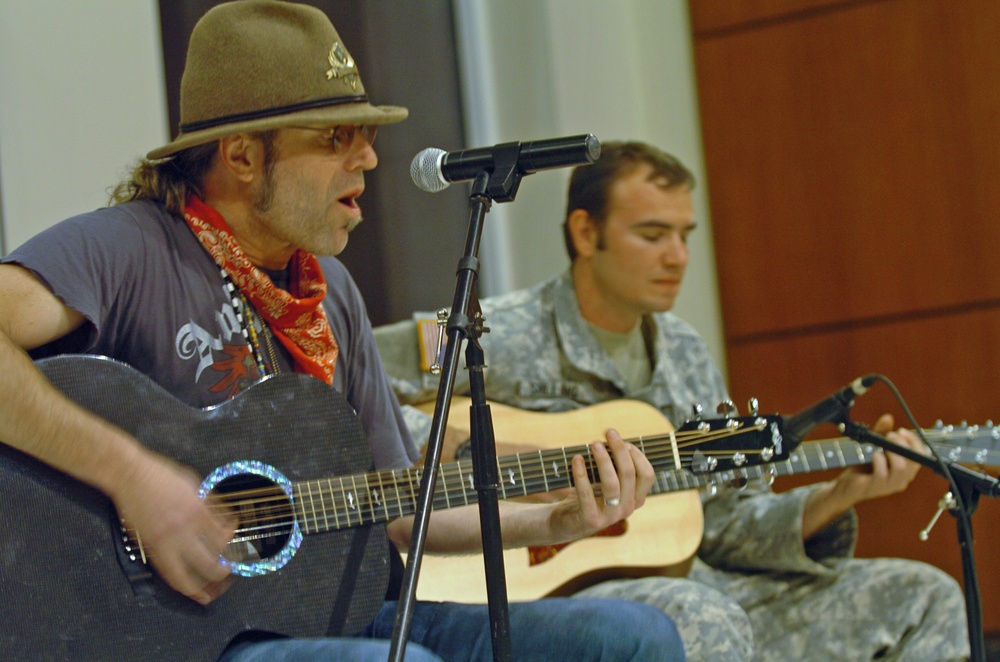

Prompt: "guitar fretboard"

[280,421,780,536]
[653,426,1000,495]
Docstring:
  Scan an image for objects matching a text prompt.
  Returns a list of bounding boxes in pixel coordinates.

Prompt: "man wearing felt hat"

[0,1,683,660]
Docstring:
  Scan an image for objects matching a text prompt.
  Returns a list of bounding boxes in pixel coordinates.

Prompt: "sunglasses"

[289,125,378,154]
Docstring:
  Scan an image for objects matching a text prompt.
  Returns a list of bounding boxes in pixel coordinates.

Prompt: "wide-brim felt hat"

[147,0,408,160]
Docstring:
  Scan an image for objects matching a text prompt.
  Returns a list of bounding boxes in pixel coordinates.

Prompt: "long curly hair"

[109,131,276,215]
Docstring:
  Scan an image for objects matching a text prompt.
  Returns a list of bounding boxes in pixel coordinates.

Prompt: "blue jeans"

[220,598,684,661]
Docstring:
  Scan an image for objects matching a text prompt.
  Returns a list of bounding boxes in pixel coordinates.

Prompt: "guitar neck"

[652,426,1000,494]
[289,420,779,535]
[287,440,693,534]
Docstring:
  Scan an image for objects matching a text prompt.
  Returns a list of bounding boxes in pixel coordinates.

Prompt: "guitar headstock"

[928,420,1000,467]
[674,413,787,474]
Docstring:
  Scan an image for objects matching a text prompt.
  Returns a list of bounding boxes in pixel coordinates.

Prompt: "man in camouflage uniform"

[376,141,969,661]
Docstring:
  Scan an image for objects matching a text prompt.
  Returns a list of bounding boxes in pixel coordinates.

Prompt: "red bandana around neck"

[183,195,338,385]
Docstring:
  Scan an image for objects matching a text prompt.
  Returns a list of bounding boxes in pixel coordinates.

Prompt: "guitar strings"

[200,425,752,511]
[156,426,771,548]
[120,425,757,551]
[120,427,995,558]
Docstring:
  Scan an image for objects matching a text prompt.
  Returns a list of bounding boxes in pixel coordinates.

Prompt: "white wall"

[458,0,727,376]
[0,0,167,253]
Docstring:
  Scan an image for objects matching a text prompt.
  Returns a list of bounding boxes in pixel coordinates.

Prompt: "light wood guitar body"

[412,397,703,601]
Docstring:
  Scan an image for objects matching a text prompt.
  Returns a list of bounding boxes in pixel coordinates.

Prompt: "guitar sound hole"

[210,473,293,565]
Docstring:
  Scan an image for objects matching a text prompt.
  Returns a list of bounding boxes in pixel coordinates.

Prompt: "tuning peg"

[716,400,738,417]
[761,466,776,486]
[747,397,759,416]
[689,450,717,474]
[691,403,704,420]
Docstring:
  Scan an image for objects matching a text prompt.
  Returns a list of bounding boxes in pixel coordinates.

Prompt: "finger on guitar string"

[588,438,624,515]
[626,441,654,507]
[570,451,599,520]
[601,428,636,512]
[601,435,645,520]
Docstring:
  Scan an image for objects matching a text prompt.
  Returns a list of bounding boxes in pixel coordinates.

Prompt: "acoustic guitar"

[412,397,999,603]
[0,356,783,661]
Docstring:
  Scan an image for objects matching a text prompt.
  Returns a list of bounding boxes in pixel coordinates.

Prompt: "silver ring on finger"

[603,496,621,507]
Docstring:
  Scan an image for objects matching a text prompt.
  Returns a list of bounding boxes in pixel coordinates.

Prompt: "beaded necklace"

[220,268,280,377]
[242,294,282,373]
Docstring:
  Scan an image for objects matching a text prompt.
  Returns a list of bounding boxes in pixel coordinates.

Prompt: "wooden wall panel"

[690,0,870,35]
[693,0,1000,338]
[691,0,1000,634]
[726,306,1000,429]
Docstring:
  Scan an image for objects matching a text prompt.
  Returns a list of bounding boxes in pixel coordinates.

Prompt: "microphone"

[410,134,601,193]
[783,375,877,444]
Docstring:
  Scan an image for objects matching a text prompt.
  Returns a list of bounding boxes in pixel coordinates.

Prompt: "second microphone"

[410,134,601,193]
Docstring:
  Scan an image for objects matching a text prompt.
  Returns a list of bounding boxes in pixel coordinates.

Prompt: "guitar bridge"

[113,507,154,596]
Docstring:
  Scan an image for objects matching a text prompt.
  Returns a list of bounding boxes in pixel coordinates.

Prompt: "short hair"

[563,141,695,260]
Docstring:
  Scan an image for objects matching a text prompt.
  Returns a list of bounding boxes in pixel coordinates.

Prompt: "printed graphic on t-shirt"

[174,300,258,398]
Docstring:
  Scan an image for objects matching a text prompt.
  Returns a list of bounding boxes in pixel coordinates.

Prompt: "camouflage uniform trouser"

[575,557,969,661]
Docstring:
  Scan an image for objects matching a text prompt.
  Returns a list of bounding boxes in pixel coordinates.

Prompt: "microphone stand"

[839,418,997,662]
[390,145,528,662]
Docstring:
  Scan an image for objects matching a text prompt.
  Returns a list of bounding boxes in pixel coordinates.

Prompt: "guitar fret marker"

[326,478,341,529]
[339,478,353,526]
[497,459,508,499]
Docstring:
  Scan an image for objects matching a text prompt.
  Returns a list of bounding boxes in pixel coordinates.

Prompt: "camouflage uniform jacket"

[377,271,858,576]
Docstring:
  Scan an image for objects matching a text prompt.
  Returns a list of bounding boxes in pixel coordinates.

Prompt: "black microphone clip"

[783,375,877,445]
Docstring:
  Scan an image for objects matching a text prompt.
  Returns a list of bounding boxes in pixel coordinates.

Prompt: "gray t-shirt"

[3,199,418,470]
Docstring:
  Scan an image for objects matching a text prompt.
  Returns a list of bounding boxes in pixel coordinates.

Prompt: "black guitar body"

[0,355,389,661]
